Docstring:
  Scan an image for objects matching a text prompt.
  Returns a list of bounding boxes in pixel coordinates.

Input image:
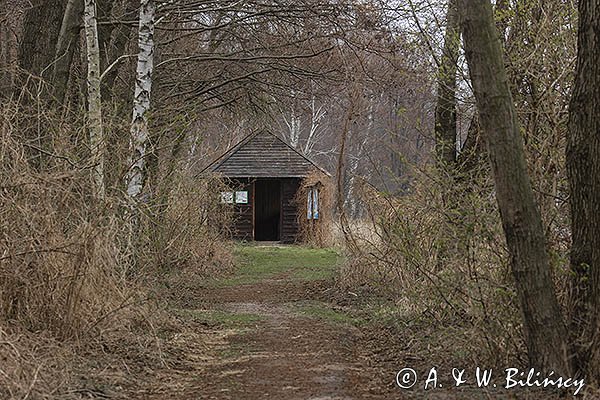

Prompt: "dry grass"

[136,173,235,276]
[0,326,81,399]
[336,166,530,368]
[330,219,378,249]
[0,94,235,398]
[0,96,137,397]
[0,108,132,341]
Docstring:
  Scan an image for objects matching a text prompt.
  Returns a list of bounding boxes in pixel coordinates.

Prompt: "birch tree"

[281,91,301,149]
[304,89,327,156]
[126,0,155,202]
[84,0,105,199]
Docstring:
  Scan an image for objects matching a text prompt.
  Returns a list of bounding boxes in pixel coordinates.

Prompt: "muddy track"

[124,276,398,400]
[107,236,583,400]
[118,271,566,399]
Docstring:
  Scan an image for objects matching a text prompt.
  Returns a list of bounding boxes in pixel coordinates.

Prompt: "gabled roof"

[201,130,330,178]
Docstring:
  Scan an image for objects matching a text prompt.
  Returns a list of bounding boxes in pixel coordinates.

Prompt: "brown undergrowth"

[0,98,233,398]
[333,165,600,398]
[295,169,334,247]
[336,164,574,373]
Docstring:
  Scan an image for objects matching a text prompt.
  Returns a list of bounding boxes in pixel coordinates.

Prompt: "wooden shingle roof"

[202,130,329,178]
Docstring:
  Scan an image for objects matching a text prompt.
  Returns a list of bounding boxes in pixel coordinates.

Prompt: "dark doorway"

[254,179,281,241]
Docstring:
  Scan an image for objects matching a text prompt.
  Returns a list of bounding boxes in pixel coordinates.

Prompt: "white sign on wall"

[235,191,248,204]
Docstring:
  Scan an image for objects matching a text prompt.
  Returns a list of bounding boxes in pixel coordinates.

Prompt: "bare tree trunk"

[336,95,355,217]
[16,0,66,168]
[282,90,301,149]
[455,0,508,174]
[335,84,361,252]
[97,0,119,59]
[126,0,155,201]
[458,0,570,375]
[434,0,459,167]
[0,0,15,94]
[303,87,325,155]
[18,0,66,79]
[84,0,105,199]
[567,0,600,382]
[457,113,485,173]
[53,0,84,104]
[101,0,139,97]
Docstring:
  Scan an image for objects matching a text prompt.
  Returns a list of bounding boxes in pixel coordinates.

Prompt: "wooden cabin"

[202,130,329,243]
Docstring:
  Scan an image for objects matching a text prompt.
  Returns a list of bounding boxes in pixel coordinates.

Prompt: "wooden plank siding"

[227,178,301,243]
[229,178,253,241]
[281,178,301,243]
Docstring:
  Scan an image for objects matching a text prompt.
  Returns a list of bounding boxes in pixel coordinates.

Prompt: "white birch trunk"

[281,90,301,148]
[126,0,155,200]
[84,0,105,199]
[304,93,326,155]
[345,136,368,219]
[290,114,300,148]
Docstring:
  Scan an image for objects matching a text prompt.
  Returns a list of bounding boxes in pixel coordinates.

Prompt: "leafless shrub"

[337,166,533,367]
[0,103,132,341]
[135,172,235,277]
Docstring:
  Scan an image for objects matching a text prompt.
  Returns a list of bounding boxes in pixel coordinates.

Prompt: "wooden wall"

[281,178,301,243]
[230,178,253,241]
[227,177,302,243]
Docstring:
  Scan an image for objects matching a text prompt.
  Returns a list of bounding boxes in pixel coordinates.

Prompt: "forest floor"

[97,245,569,400]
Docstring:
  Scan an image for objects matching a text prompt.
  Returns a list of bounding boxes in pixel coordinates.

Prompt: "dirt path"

[192,280,362,399]
[115,247,571,400]
[120,245,399,400]
[149,277,393,400]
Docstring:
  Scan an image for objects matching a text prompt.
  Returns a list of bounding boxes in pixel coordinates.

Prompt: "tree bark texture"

[126,0,155,200]
[434,0,459,167]
[18,0,66,79]
[458,113,485,174]
[97,0,119,59]
[84,0,106,199]
[458,0,570,375]
[53,0,84,103]
[0,0,17,93]
[567,0,600,382]
[100,0,139,96]
[16,0,66,167]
